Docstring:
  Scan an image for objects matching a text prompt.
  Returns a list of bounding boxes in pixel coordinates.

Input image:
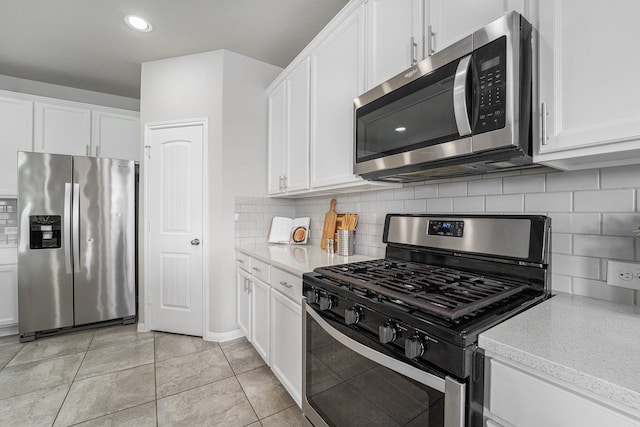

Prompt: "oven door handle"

[305,301,446,393]
[453,54,473,137]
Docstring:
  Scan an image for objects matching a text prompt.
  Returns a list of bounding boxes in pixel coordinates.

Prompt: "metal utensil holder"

[336,229,355,256]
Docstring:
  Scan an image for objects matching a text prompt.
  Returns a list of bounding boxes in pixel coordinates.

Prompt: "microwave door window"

[356,61,460,163]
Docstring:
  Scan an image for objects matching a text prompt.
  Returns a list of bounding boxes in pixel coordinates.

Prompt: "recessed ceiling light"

[124,15,152,32]
[395,127,407,132]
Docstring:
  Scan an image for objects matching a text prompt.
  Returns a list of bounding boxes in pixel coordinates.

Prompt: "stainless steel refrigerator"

[17,151,136,341]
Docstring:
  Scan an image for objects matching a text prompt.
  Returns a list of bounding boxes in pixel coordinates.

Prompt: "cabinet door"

[92,110,140,160]
[270,289,302,406]
[428,0,524,53]
[285,57,311,193]
[34,102,92,156]
[251,277,270,364]
[536,0,640,166]
[237,268,252,340]
[0,96,32,195]
[310,4,366,189]
[0,264,18,327]
[366,0,424,89]
[267,81,287,195]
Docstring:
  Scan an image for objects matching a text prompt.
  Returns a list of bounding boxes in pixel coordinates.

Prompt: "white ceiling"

[0,0,349,99]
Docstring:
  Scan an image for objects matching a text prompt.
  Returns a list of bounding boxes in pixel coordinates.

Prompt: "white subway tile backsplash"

[405,199,427,213]
[552,233,572,254]
[235,163,640,305]
[546,170,599,192]
[427,198,453,213]
[524,192,572,212]
[572,278,634,305]
[438,182,467,197]
[602,213,640,237]
[467,178,502,196]
[551,274,572,294]
[547,213,600,235]
[574,189,635,212]
[415,184,438,199]
[573,235,635,260]
[453,196,484,213]
[486,194,524,212]
[601,165,640,189]
[503,174,545,194]
[552,254,600,279]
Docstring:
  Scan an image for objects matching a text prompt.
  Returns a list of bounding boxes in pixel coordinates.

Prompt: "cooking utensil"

[320,199,337,249]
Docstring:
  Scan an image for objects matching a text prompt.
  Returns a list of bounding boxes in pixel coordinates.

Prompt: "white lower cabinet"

[0,248,18,335]
[251,277,270,363]
[236,267,252,340]
[485,356,640,427]
[236,251,303,406]
[270,271,303,407]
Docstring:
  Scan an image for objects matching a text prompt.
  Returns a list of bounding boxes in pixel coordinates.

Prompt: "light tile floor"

[0,325,311,427]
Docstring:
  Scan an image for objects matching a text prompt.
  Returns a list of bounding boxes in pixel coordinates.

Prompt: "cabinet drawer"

[236,252,251,272]
[271,267,302,303]
[250,258,270,283]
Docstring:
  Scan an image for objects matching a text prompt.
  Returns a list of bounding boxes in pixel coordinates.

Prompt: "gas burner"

[314,259,531,320]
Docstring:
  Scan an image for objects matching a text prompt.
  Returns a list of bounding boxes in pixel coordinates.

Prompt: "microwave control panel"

[475,36,506,134]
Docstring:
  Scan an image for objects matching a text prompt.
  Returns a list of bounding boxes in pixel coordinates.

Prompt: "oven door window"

[305,310,445,426]
[355,59,465,164]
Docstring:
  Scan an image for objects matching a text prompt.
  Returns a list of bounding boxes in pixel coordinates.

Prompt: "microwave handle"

[453,55,472,137]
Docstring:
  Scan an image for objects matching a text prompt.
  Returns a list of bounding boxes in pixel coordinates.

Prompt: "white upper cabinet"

[310,3,366,189]
[286,58,311,193]
[0,95,33,196]
[428,0,526,53]
[366,0,425,89]
[267,81,287,195]
[34,101,92,157]
[534,0,640,169]
[267,58,311,196]
[92,109,140,161]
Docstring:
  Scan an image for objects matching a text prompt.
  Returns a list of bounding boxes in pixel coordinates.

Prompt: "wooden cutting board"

[320,199,337,249]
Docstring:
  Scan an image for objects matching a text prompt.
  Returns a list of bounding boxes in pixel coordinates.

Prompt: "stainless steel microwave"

[354,12,534,182]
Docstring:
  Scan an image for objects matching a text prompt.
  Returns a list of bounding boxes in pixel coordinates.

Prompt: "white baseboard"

[136,322,150,333]
[204,328,244,343]
[0,324,18,337]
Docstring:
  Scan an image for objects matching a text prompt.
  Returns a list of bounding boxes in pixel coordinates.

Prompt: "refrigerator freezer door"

[73,156,136,325]
[18,152,74,334]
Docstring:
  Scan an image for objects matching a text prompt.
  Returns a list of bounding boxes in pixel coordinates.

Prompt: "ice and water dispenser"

[29,215,61,249]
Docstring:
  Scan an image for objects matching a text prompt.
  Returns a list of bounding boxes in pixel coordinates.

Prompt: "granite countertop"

[236,243,376,277]
[479,292,640,415]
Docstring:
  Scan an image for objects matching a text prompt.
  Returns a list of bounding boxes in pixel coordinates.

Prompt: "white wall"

[140,49,281,337]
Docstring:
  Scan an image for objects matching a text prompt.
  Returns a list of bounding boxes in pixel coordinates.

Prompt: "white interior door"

[147,122,204,336]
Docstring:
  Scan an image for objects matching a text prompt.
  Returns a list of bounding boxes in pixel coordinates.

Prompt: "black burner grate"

[314,259,529,320]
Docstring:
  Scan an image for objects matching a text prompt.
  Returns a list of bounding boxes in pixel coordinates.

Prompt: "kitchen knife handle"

[64,183,72,274]
[72,183,80,273]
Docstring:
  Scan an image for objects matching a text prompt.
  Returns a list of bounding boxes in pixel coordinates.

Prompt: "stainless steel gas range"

[302,214,551,427]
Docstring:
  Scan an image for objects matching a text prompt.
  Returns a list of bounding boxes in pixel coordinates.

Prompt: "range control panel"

[428,220,464,238]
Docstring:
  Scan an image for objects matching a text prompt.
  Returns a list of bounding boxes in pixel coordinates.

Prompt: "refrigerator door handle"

[64,183,72,274]
[72,183,80,273]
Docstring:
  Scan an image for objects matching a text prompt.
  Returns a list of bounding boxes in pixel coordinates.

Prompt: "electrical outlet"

[606,260,640,290]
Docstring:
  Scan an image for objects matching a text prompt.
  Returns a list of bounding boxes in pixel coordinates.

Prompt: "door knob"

[191,238,201,246]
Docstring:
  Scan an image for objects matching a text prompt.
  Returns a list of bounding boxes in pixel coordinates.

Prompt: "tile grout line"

[218,341,261,425]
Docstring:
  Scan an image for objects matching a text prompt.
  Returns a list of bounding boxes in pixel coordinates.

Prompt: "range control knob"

[345,306,363,325]
[319,294,336,311]
[379,322,399,344]
[305,289,318,304]
[405,334,426,359]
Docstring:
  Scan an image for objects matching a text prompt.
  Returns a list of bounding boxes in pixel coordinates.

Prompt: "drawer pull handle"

[279,281,293,288]
[252,267,261,272]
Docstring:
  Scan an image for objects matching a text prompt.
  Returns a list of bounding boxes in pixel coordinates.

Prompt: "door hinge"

[145,145,151,158]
